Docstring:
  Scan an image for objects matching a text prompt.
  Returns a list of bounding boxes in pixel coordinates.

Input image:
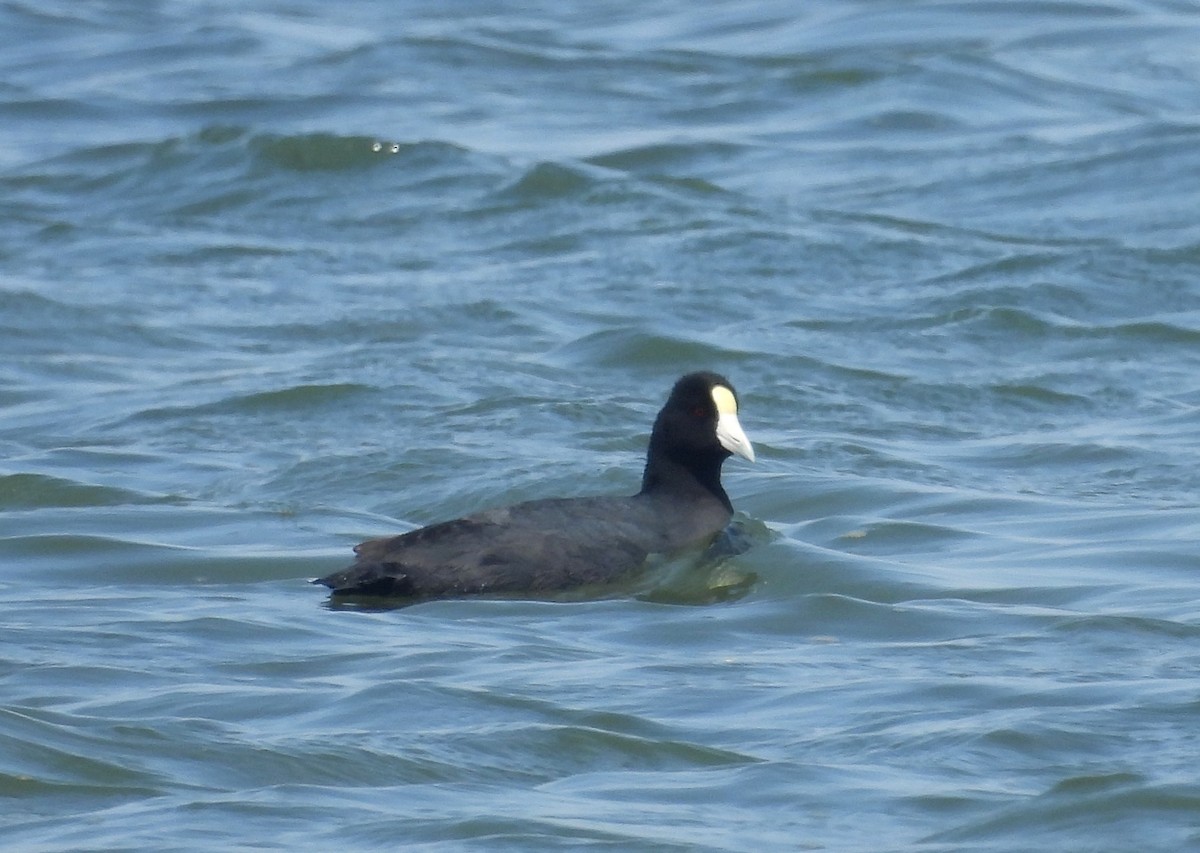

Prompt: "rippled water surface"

[4,1,1200,850]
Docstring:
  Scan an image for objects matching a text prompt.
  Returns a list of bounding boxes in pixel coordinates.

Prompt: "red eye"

[690,406,707,418]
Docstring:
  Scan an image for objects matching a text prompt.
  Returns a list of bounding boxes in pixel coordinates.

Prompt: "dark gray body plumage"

[316,489,731,599]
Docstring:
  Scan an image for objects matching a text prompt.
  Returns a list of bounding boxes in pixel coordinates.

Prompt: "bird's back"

[316,491,729,600]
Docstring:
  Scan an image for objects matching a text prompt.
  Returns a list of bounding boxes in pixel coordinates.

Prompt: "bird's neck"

[639,450,732,513]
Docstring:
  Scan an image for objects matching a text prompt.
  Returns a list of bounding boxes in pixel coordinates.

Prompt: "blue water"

[3,1,1200,850]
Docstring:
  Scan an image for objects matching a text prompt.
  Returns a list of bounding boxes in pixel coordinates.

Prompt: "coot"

[314,371,754,600]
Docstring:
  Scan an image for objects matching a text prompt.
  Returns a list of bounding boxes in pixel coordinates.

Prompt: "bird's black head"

[641,372,754,504]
